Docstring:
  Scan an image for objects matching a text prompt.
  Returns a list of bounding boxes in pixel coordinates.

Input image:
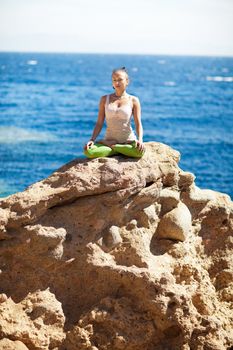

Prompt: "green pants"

[84,141,144,159]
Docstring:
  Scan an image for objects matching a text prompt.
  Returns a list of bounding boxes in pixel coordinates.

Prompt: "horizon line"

[0,50,233,59]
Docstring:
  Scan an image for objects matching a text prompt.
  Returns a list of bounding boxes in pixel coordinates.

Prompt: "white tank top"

[104,94,137,143]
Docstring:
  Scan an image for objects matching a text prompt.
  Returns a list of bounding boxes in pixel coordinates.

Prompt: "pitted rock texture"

[0,142,232,350]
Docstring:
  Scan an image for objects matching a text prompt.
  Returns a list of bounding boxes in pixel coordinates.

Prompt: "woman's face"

[112,71,129,91]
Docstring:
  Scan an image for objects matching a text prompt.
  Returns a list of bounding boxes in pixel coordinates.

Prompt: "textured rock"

[0,338,28,350]
[157,202,192,241]
[0,290,65,349]
[159,187,180,215]
[0,142,232,350]
[101,225,123,251]
[0,339,29,350]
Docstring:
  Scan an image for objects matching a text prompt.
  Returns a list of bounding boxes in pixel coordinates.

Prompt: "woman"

[84,67,145,158]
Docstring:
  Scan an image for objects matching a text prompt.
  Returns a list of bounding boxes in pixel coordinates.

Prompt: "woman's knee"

[131,141,145,157]
[84,143,116,158]
[131,147,145,158]
[113,143,144,158]
[84,147,95,158]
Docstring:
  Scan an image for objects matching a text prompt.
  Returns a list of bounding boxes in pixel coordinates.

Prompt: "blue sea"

[0,52,233,199]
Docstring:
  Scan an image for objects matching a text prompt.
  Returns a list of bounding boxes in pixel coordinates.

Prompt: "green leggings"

[84,141,144,159]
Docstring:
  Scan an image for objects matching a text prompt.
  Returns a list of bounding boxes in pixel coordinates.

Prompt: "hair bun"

[112,67,129,78]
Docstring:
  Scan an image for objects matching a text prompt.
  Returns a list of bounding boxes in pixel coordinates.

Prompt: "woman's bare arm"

[89,95,106,141]
[132,96,144,150]
[84,96,106,150]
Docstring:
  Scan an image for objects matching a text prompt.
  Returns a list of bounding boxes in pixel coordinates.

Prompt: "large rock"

[0,339,29,350]
[157,202,192,241]
[0,142,232,350]
[0,290,65,349]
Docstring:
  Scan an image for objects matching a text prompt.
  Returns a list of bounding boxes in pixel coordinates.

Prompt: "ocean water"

[0,52,233,199]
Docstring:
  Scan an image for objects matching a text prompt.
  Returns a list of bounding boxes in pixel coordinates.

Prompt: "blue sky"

[0,0,233,56]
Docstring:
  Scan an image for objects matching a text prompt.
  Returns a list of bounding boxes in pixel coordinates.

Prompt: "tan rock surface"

[0,339,29,350]
[0,290,65,349]
[0,142,232,350]
[157,202,192,241]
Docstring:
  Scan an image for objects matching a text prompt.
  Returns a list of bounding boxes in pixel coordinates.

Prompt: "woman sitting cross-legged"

[83,67,145,158]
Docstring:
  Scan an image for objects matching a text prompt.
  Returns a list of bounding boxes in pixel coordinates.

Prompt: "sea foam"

[164,81,176,86]
[27,60,38,65]
[0,127,57,144]
[206,76,233,82]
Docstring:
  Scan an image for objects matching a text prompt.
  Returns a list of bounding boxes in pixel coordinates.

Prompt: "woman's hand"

[135,140,145,152]
[84,140,94,151]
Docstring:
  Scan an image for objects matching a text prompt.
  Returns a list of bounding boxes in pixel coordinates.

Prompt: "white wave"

[206,76,233,82]
[158,60,166,64]
[27,60,38,65]
[164,81,176,86]
[132,67,138,72]
[0,127,57,144]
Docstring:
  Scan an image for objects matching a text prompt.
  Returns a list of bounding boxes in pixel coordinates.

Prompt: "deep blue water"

[0,52,233,199]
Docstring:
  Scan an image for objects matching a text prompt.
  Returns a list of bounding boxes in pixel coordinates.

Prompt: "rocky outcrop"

[0,142,232,350]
